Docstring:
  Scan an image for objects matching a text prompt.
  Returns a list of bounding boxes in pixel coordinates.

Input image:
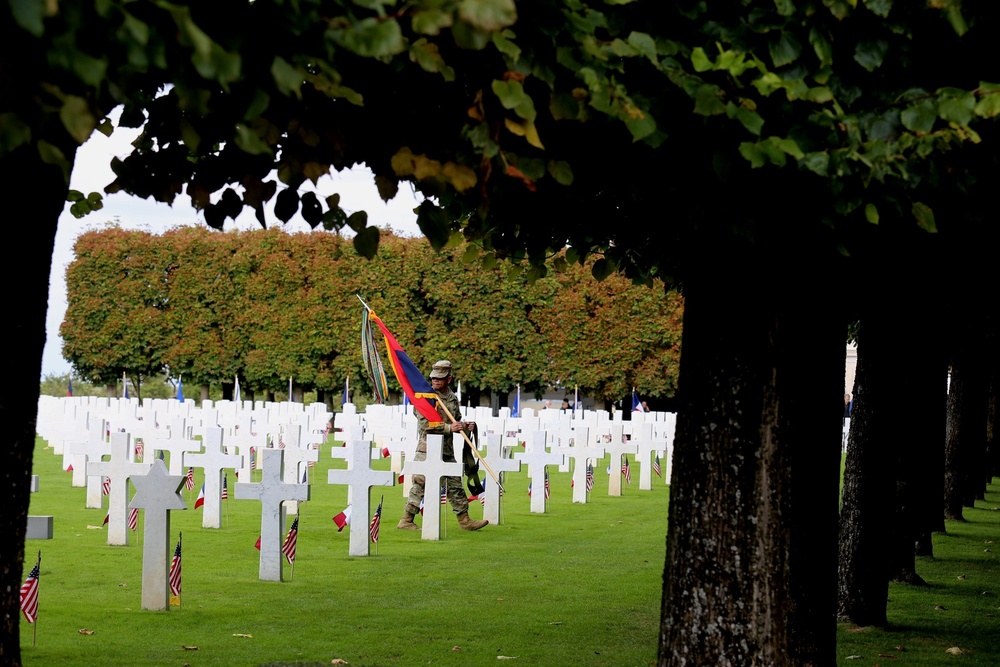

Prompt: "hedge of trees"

[61,226,683,406]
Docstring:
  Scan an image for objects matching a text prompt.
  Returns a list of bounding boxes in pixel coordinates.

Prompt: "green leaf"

[234,124,273,156]
[9,0,46,36]
[739,141,767,168]
[346,210,368,233]
[693,83,725,116]
[491,79,537,122]
[271,57,303,98]
[726,103,764,136]
[412,9,453,35]
[769,32,802,68]
[625,114,657,141]
[328,17,405,58]
[974,82,1000,118]
[864,203,879,224]
[864,0,892,18]
[775,0,796,16]
[938,88,976,126]
[809,28,833,67]
[690,47,712,73]
[274,188,300,223]
[627,31,658,65]
[547,160,574,186]
[353,226,380,259]
[300,192,323,228]
[912,202,937,233]
[0,113,32,155]
[410,39,456,81]
[416,201,452,251]
[492,29,521,61]
[67,190,85,202]
[461,244,480,263]
[60,96,97,144]
[901,98,936,133]
[946,6,968,36]
[853,40,889,72]
[591,258,615,281]
[458,0,517,31]
[799,152,829,176]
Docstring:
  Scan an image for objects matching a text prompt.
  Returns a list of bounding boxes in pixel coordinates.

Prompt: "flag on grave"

[128,507,138,531]
[440,485,447,505]
[544,470,551,499]
[20,556,40,624]
[381,446,390,458]
[67,376,73,397]
[234,375,241,404]
[282,517,299,565]
[123,371,129,399]
[102,476,110,496]
[342,376,349,406]
[168,535,182,603]
[364,309,444,425]
[333,505,352,532]
[103,512,109,526]
[586,464,595,492]
[511,384,520,418]
[254,535,261,550]
[653,454,662,478]
[194,484,205,509]
[622,457,631,484]
[418,496,425,515]
[176,376,184,402]
[631,388,643,412]
[135,440,144,461]
[369,497,383,543]
[250,447,257,471]
[222,474,228,500]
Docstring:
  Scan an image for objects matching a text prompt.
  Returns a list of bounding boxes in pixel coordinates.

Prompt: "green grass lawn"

[23,436,1000,666]
[23,437,667,666]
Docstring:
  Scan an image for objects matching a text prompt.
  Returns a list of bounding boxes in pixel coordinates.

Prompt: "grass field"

[22,436,1000,666]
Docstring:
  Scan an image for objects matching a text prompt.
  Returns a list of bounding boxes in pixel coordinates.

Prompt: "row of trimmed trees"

[61,226,683,406]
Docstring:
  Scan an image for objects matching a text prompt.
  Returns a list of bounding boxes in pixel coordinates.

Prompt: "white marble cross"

[234,448,310,581]
[478,433,521,525]
[88,432,151,545]
[184,427,242,529]
[631,422,667,490]
[72,416,110,508]
[144,417,202,474]
[128,459,187,610]
[279,424,319,515]
[554,426,605,503]
[604,424,638,497]
[226,414,270,483]
[327,438,395,556]
[400,434,462,541]
[515,431,564,514]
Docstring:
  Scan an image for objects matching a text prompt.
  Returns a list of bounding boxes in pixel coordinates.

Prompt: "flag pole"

[33,550,40,647]
[435,401,504,493]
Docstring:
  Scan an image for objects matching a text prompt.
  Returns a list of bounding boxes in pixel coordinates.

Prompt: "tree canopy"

[61,226,683,403]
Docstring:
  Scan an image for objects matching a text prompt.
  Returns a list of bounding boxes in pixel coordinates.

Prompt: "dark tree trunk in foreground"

[0,143,70,664]
[660,272,845,666]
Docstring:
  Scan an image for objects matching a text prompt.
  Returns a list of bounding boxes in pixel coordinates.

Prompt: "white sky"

[44,113,423,378]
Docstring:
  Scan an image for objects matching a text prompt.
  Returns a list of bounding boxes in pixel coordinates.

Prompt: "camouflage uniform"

[404,385,469,515]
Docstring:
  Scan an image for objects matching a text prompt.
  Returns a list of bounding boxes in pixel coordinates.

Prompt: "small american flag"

[185,467,195,491]
[622,457,631,484]
[544,470,551,499]
[369,497,383,543]
[653,454,662,478]
[19,557,40,624]
[134,440,144,461]
[250,447,257,471]
[221,474,228,500]
[168,536,182,597]
[102,476,110,496]
[586,464,595,492]
[278,434,286,449]
[128,507,138,531]
[308,444,317,468]
[440,486,447,505]
[281,517,299,564]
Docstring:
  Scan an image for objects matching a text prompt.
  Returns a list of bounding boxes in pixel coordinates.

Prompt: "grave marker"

[184,427,242,529]
[399,434,462,540]
[326,438,395,556]
[515,431,564,514]
[88,432,151,545]
[128,459,187,610]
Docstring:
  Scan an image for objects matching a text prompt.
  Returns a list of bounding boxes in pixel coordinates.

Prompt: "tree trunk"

[200,384,210,402]
[0,142,71,664]
[944,321,989,520]
[659,274,844,666]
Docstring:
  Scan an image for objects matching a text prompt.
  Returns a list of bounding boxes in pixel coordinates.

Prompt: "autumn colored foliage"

[61,227,682,404]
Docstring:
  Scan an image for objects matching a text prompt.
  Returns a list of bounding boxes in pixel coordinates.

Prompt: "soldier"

[397,360,488,531]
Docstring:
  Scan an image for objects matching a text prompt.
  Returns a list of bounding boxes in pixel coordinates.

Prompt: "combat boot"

[457,512,488,531]
[397,512,420,530]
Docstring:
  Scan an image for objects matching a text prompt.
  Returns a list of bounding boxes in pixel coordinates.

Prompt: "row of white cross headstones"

[35,396,675,611]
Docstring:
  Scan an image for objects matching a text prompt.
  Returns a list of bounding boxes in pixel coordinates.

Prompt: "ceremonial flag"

[511,384,520,418]
[176,375,184,402]
[653,453,662,478]
[250,447,257,471]
[234,375,241,404]
[222,475,229,500]
[622,457,632,484]
[102,476,110,496]
[586,464,595,492]
[19,556,40,624]
[128,507,138,531]
[67,376,73,397]
[403,393,410,410]
[185,467,195,491]
[194,484,205,509]
[281,517,299,564]
[369,497,383,543]
[364,309,444,424]
[168,536,182,598]
[631,388,643,412]
[440,485,448,505]
[333,505,352,531]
